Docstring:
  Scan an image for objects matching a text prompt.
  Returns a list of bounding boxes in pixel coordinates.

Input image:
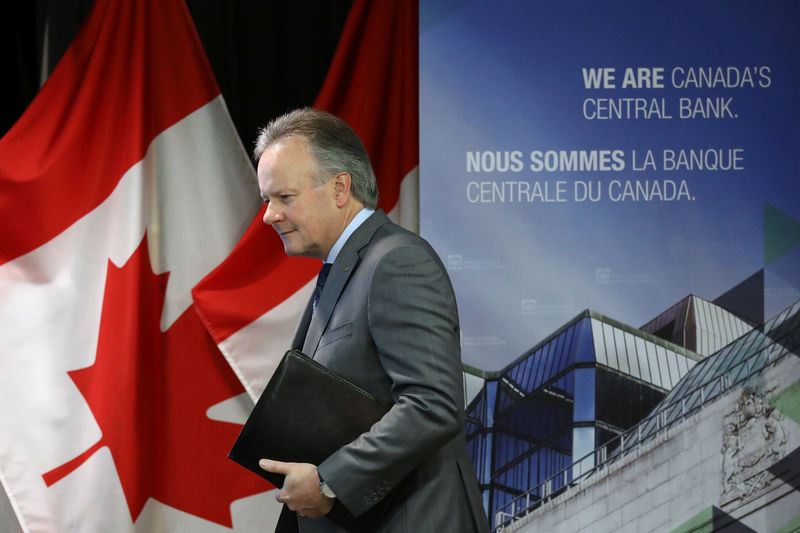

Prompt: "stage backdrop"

[419,0,800,371]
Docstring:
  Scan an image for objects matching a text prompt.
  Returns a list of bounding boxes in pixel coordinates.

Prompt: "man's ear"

[332,172,352,208]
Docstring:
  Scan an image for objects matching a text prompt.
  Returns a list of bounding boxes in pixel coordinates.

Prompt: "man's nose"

[263,203,283,225]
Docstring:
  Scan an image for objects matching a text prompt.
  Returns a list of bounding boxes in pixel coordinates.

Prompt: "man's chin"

[281,243,309,258]
[278,234,300,256]
[282,246,324,261]
[279,236,322,259]
[282,244,300,257]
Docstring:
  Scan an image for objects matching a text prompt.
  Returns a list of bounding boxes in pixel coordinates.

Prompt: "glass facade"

[472,298,800,530]
[465,310,702,529]
[640,294,755,356]
[636,299,800,446]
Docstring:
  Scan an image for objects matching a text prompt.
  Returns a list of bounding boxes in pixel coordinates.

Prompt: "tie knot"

[313,263,332,312]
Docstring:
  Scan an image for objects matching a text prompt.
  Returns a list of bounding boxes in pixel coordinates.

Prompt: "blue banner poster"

[420,0,800,371]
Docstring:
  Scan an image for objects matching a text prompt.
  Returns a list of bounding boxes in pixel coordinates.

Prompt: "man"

[254,108,489,533]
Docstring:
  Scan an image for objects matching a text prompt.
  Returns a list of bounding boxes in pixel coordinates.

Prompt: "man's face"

[257,137,340,260]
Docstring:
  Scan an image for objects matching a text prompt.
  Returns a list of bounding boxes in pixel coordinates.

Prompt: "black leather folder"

[229,349,394,532]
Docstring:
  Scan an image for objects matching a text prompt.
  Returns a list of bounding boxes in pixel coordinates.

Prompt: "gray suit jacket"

[290,210,489,533]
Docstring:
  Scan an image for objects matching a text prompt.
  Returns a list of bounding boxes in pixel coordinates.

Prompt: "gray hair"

[253,108,378,209]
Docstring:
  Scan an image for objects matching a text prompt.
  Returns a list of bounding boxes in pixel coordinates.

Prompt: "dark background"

[2,0,354,157]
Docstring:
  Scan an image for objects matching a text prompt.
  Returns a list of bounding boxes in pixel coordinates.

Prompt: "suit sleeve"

[317,242,464,516]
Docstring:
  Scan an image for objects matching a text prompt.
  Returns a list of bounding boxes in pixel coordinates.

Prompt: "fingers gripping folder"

[229,350,394,532]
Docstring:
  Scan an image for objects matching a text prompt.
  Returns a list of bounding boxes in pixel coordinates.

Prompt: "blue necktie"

[312,263,332,313]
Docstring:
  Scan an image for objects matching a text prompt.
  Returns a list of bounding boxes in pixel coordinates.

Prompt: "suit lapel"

[302,210,390,356]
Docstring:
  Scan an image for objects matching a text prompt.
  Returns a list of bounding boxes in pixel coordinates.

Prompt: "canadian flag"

[0,0,419,530]
[193,0,419,402]
[0,0,273,531]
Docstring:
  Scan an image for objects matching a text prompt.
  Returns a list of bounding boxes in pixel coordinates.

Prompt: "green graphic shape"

[671,506,714,533]
[770,378,800,425]
[765,203,800,265]
[775,512,800,533]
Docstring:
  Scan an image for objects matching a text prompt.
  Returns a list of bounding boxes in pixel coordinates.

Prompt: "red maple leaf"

[42,235,269,526]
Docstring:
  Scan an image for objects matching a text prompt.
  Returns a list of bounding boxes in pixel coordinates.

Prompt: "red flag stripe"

[193,0,419,344]
[192,207,320,346]
[314,0,419,214]
[0,0,219,266]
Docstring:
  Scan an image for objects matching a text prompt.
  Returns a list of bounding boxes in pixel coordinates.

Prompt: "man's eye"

[280,195,292,202]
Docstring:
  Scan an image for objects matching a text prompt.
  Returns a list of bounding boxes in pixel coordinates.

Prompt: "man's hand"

[259,459,335,518]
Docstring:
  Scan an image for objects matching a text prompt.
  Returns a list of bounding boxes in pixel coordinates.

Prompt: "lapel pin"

[344,265,351,272]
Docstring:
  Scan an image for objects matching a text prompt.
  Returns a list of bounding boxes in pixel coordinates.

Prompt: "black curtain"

[1,0,353,156]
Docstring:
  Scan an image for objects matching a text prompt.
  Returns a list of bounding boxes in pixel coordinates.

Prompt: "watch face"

[320,482,336,498]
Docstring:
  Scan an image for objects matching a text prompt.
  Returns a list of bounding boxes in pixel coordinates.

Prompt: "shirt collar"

[325,207,375,264]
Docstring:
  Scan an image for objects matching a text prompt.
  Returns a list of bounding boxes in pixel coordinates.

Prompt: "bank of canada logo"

[521,299,537,315]
[447,254,463,270]
[596,268,611,284]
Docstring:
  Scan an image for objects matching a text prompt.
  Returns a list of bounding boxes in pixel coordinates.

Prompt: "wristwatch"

[319,477,336,499]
